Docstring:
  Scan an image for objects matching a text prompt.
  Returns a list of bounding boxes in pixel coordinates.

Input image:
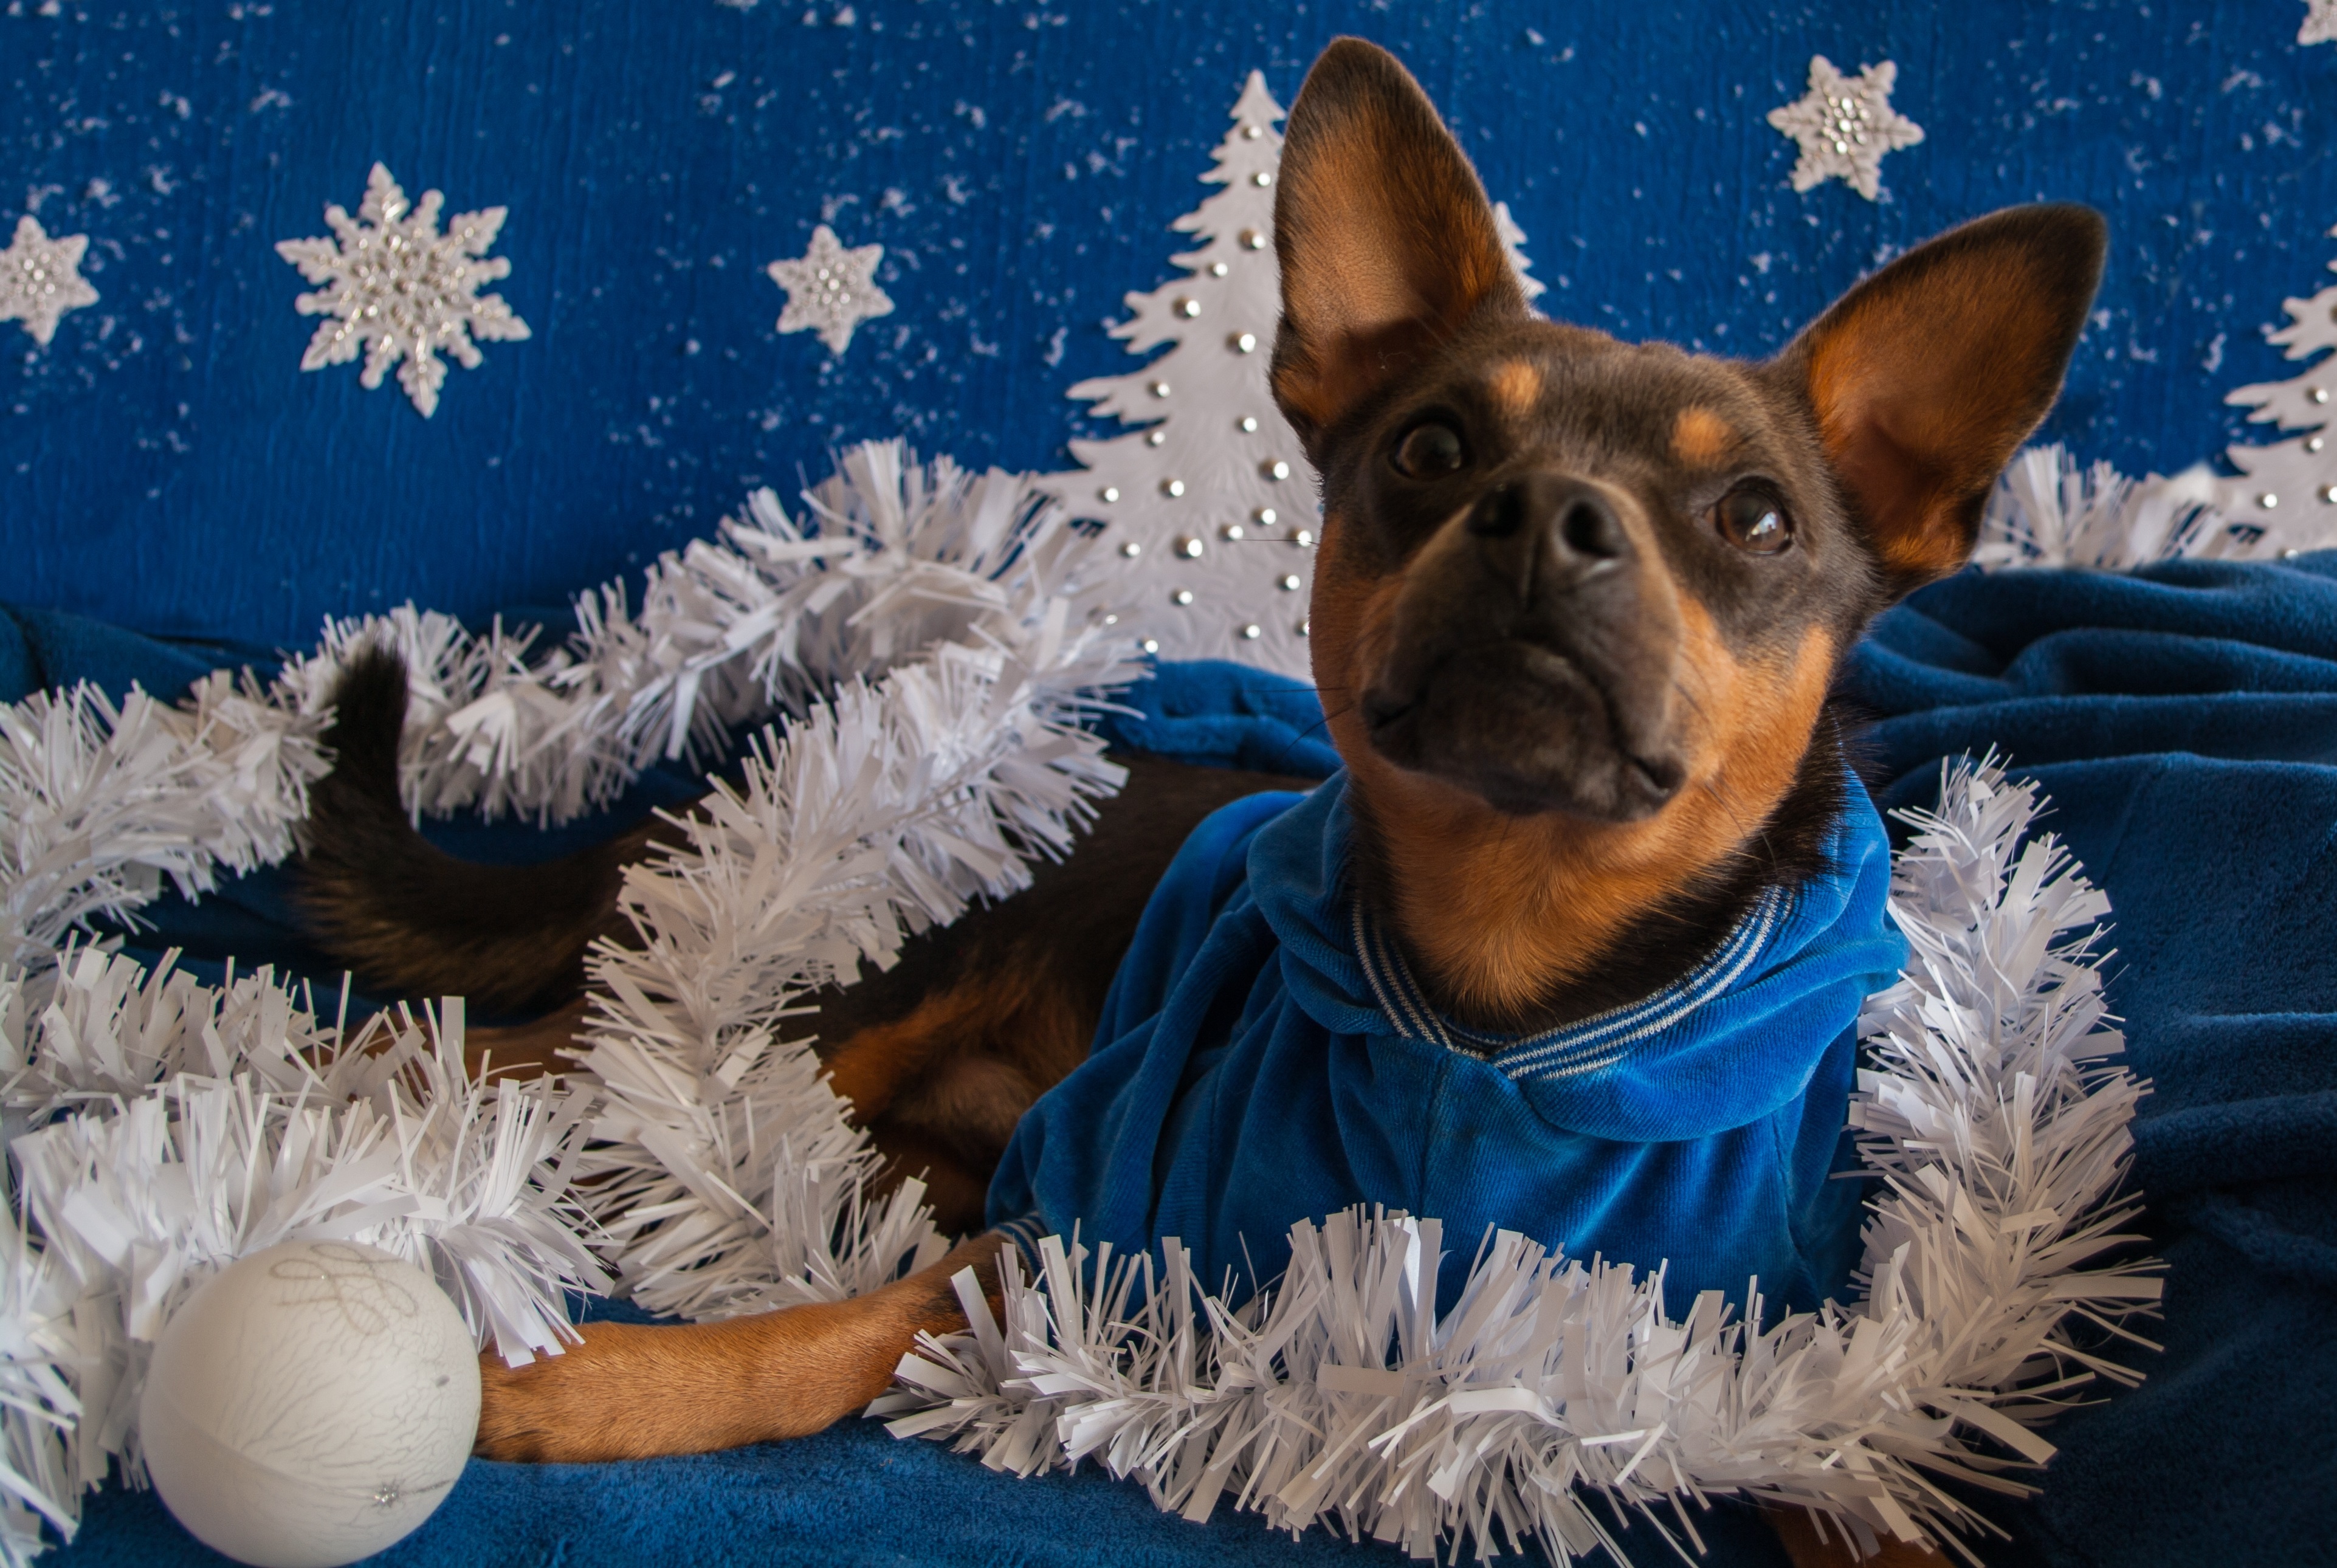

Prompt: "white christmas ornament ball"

[139,1240,482,1568]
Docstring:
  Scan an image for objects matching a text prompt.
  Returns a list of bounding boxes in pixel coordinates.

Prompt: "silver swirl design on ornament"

[268,1244,422,1338]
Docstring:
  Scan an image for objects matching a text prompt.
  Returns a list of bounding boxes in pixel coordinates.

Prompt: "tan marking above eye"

[1485,359,1542,414]
[1670,406,1736,467]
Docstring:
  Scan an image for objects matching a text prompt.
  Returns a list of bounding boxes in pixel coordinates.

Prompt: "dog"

[295,38,2102,1564]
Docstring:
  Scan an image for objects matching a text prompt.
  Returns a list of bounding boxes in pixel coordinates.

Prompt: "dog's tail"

[296,644,672,1016]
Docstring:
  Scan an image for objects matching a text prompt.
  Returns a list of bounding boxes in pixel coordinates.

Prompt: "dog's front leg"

[1767,1507,1950,1567]
[473,1232,1007,1463]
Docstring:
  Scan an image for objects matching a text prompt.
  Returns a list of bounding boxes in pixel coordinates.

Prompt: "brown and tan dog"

[295,37,2102,1564]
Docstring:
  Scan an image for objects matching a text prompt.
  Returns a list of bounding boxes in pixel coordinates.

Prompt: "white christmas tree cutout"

[2222,221,2337,540]
[1048,72,1543,680]
[1045,72,1314,678]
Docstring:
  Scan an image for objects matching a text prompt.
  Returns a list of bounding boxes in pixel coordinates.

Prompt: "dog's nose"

[1466,474,1631,595]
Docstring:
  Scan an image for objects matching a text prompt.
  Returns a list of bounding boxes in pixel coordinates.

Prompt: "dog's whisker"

[1267,703,1357,771]
[1667,673,1712,724]
[1693,775,1757,844]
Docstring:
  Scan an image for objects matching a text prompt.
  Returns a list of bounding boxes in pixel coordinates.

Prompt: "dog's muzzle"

[1361,472,1687,820]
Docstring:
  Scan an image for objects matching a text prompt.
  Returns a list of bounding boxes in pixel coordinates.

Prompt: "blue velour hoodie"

[988,771,1906,1316]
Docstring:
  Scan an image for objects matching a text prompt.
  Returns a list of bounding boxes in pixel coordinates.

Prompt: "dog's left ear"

[1779,205,2107,596]
[1271,38,1527,452]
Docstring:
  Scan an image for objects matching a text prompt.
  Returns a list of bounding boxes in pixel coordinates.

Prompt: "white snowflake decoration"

[2304,0,2337,45]
[274,163,532,418]
[1767,57,1924,202]
[0,215,97,348]
[766,225,893,354]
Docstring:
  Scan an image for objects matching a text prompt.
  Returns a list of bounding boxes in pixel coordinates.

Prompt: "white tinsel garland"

[0,442,1131,975]
[573,587,1137,1320]
[870,758,2156,1565]
[0,1208,75,1568]
[0,440,2175,1564]
[0,444,1141,1561]
[1974,442,2324,569]
[0,952,605,1561]
[0,675,330,973]
[269,441,1123,830]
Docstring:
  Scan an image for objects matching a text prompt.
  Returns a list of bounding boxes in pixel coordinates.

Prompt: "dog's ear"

[1270,38,1527,450]
[1779,204,2106,596]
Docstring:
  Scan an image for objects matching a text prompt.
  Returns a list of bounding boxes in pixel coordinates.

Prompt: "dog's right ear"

[1271,38,1527,453]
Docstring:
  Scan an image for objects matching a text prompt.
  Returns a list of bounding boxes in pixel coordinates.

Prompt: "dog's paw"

[473,1321,676,1463]
[1768,1508,1950,1568]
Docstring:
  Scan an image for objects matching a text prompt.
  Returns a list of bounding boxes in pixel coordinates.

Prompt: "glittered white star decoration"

[2304,0,2337,44]
[766,225,893,354]
[0,215,98,347]
[274,163,531,418]
[1766,57,1925,202]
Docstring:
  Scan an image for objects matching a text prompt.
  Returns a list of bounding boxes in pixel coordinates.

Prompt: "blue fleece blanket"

[19,554,2337,1567]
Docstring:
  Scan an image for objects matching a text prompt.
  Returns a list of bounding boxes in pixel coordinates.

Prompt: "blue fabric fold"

[1839,556,2337,1568]
[1094,657,1345,779]
[0,605,271,708]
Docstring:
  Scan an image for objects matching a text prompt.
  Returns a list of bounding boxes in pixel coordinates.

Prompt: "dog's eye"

[1713,489,1793,555]
[1392,421,1468,478]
